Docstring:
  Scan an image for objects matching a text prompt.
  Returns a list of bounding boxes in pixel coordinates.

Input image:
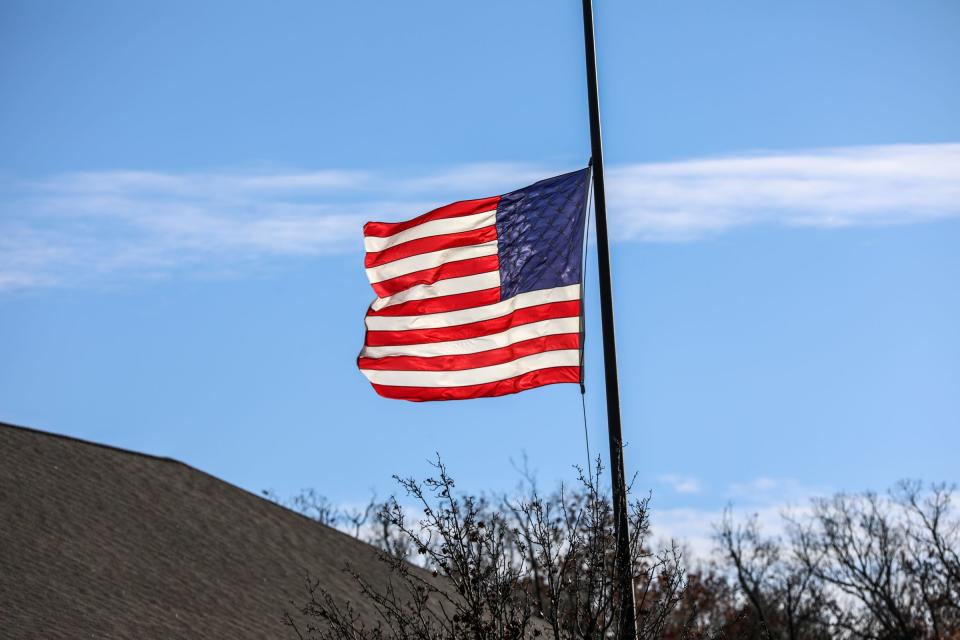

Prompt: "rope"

[581,389,594,486]
[580,163,595,486]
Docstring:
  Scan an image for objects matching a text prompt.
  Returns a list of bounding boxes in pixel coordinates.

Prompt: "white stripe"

[365,284,581,331]
[359,316,580,358]
[370,271,501,311]
[360,349,580,388]
[365,241,498,284]
[364,209,497,253]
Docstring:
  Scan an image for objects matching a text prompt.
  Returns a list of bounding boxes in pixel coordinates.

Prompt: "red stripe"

[367,287,501,317]
[370,366,581,402]
[372,255,499,298]
[365,226,497,268]
[365,301,580,346]
[358,334,580,372]
[364,196,500,238]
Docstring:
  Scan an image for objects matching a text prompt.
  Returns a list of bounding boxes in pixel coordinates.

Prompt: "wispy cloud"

[2,143,957,291]
[657,474,702,494]
[651,475,829,559]
[0,169,389,290]
[608,143,960,240]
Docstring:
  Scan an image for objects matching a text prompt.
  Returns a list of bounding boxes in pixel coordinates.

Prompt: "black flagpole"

[581,1,637,638]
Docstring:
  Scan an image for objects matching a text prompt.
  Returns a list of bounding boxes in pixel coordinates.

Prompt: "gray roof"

[0,421,395,639]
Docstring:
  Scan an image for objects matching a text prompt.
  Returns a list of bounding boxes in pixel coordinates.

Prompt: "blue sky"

[2,0,958,548]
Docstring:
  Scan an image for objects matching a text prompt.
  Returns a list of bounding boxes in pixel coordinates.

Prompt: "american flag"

[357,168,591,401]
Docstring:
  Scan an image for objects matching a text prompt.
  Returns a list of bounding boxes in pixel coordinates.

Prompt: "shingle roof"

[0,421,396,639]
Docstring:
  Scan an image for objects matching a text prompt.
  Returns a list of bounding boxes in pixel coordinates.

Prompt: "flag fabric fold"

[358,168,591,401]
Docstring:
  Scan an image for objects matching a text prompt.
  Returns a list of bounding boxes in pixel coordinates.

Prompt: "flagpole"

[581,1,637,638]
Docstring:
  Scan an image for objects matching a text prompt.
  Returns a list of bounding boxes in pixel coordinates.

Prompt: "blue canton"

[495,168,591,301]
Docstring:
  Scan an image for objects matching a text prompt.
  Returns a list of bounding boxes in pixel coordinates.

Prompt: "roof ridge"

[0,419,370,542]
[0,420,184,465]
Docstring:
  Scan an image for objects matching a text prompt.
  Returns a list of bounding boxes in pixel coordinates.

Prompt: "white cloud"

[608,143,960,240]
[650,476,828,560]
[33,169,373,197]
[726,476,824,502]
[0,169,385,290]
[657,474,702,494]
[2,143,958,291]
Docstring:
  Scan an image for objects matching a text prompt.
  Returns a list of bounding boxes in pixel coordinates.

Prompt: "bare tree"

[894,481,960,636]
[504,463,688,639]
[277,464,959,640]
[715,482,960,640]
[285,456,701,640]
[264,487,377,537]
[716,509,831,640]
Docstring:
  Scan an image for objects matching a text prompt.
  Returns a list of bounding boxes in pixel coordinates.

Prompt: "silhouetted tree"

[284,457,701,640]
[715,482,960,640]
[277,473,958,639]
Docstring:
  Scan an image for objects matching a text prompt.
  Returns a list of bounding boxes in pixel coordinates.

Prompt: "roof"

[0,421,397,639]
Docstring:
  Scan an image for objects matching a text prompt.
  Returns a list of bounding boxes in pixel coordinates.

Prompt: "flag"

[357,168,591,401]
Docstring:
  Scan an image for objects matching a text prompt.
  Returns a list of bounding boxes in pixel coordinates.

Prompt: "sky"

[2,0,958,552]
